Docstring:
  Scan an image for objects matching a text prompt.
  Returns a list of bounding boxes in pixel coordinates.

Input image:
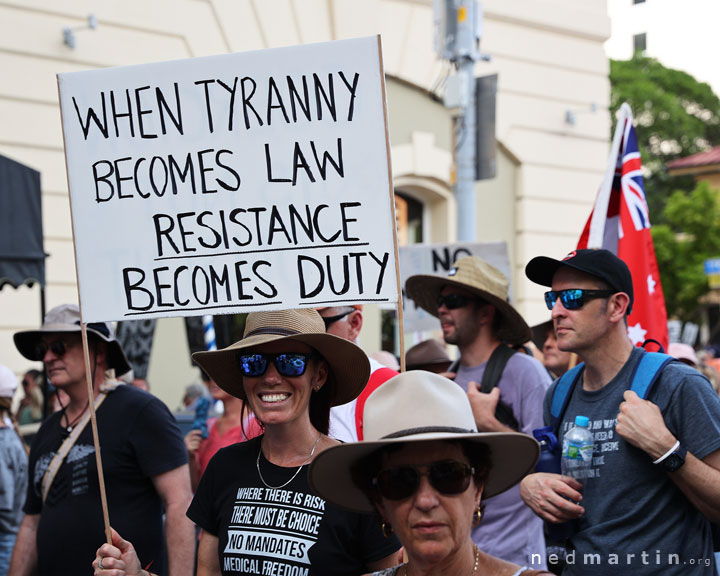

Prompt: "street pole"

[453,0,478,242]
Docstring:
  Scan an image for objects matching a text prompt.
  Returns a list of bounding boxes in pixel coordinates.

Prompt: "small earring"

[381,521,394,538]
[472,505,482,527]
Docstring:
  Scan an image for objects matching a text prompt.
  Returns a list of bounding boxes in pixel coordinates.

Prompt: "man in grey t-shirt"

[522,248,720,575]
[405,256,551,569]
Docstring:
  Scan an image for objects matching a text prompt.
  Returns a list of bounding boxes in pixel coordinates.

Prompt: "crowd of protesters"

[2,250,720,576]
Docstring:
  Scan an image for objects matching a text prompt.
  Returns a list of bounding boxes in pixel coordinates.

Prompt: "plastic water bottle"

[561,415,594,484]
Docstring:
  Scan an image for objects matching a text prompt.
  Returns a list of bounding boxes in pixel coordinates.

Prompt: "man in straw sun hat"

[309,370,551,576]
[405,256,551,568]
[9,303,194,576]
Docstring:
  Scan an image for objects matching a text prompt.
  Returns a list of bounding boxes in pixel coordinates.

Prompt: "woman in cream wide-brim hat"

[309,370,548,576]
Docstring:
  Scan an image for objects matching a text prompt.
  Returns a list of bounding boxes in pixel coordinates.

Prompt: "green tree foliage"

[610,55,720,220]
[652,181,720,321]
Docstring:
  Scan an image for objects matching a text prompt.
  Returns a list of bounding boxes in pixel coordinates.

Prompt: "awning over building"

[0,153,45,289]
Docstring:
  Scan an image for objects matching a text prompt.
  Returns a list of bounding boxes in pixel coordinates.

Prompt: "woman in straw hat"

[309,371,553,576]
[93,308,401,576]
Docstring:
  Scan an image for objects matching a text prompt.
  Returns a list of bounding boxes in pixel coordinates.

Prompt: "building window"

[394,192,424,245]
[633,33,647,54]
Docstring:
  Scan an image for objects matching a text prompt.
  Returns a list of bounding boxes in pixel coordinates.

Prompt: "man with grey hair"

[9,304,194,576]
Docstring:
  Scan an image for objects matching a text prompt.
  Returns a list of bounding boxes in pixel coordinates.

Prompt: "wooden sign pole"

[377,35,406,372]
[80,323,112,544]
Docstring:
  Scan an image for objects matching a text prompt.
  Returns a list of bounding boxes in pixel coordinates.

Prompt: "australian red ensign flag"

[577,103,668,350]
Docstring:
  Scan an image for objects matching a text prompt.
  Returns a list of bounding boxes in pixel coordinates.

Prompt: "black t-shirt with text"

[187,436,400,576]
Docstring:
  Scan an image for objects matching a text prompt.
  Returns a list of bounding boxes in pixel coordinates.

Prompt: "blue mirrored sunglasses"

[544,289,615,311]
[236,353,314,378]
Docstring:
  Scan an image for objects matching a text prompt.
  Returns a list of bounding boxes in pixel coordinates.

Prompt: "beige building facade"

[0,0,611,409]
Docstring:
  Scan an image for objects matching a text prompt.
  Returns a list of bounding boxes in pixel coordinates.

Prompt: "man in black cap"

[522,249,720,575]
[9,304,194,576]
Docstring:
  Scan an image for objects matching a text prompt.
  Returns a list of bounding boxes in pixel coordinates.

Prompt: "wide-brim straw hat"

[192,309,370,406]
[404,256,531,346]
[309,370,539,514]
[14,303,131,375]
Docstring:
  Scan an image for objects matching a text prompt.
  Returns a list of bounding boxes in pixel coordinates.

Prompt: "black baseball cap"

[525,249,634,314]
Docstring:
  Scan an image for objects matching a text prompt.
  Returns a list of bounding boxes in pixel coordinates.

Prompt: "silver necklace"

[256,434,322,490]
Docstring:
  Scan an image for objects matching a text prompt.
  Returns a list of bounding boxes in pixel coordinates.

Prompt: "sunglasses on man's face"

[544,289,615,311]
[236,353,314,378]
[436,293,475,310]
[372,460,475,501]
[34,340,70,359]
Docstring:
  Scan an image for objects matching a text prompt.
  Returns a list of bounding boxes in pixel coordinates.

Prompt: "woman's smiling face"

[241,340,327,429]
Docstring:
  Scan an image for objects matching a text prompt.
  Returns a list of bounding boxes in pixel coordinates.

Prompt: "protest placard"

[399,242,510,333]
[58,36,398,323]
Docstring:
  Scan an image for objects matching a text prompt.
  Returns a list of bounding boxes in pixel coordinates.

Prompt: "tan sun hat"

[309,370,539,514]
[13,303,131,375]
[404,256,531,346]
[192,309,370,406]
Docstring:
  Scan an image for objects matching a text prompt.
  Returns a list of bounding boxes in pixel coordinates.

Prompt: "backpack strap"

[480,344,519,430]
[628,350,675,400]
[480,344,516,393]
[548,351,674,435]
[41,381,120,503]
[549,363,584,435]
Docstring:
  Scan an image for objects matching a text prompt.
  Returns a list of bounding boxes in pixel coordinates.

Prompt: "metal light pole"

[452,0,478,242]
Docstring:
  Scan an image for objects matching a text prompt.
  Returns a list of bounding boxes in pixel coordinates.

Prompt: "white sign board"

[399,242,510,333]
[58,36,397,322]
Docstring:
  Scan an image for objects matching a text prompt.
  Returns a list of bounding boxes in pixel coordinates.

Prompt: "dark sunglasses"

[436,294,474,310]
[236,353,314,378]
[544,289,615,311]
[34,340,69,359]
[321,310,353,330]
[372,460,475,501]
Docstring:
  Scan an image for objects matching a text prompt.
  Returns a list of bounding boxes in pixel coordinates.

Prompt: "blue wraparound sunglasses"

[544,289,615,310]
[236,353,314,377]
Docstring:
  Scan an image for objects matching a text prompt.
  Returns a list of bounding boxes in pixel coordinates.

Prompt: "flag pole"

[588,103,632,248]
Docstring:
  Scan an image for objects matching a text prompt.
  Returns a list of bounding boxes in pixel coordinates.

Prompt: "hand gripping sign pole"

[57,35,402,545]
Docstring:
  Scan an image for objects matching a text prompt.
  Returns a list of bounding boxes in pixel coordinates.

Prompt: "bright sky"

[605,0,720,97]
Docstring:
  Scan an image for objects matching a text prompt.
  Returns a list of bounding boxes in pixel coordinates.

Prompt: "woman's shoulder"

[211,434,261,461]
